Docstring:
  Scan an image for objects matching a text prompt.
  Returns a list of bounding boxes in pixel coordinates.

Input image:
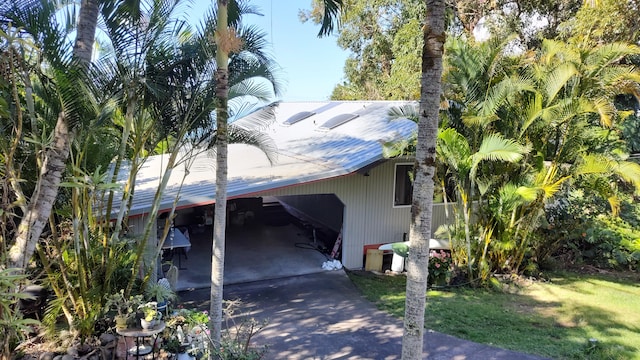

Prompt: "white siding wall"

[127,214,156,239]
[126,214,159,281]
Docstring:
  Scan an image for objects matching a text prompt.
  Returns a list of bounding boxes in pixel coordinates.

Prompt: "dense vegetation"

[0,0,279,356]
[317,0,640,283]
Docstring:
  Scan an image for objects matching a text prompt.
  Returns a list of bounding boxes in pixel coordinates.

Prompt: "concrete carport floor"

[178,271,550,360]
[171,221,331,291]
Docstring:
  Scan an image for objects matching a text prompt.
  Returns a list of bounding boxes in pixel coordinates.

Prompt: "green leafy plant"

[164,302,267,360]
[0,269,40,360]
[145,280,176,304]
[138,302,160,322]
[162,336,184,354]
[105,289,144,318]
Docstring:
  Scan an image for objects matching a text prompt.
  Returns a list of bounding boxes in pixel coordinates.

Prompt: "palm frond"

[227,126,278,164]
[607,195,621,217]
[471,133,526,180]
[615,161,640,192]
[479,76,534,118]
[594,65,640,90]
[317,0,343,37]
[591,97,616,128]
[234,24,271,65]
[540,39,580,66]
[520,92,543,138]
[461,113,498,127]
[543,62,578,104]
[574,154,614,175]
[474,133,526,163]
[387,104,419,123]
[230,101,279,131]
[515,185,539,202]
[229,78,275,104]
[437,128,471,172]
[383,135,416,158]
[540,164,571,196]
[228,0,263,28]
[585,42,640,69]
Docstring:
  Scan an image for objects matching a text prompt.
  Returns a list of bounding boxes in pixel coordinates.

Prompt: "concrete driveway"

[178,271,549,360]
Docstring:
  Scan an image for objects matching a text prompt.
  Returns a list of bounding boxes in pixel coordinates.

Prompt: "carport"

[119,101,420,285]
[167,195,344,291]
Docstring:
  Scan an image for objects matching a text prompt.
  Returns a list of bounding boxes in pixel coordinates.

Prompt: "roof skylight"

[283,111,316,126]
[319,113,360,130]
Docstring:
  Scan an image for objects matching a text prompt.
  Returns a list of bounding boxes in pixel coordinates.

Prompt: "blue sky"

[189,0,349,101]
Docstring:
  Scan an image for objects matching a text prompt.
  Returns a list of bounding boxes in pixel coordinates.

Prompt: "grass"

[347,270,640,359]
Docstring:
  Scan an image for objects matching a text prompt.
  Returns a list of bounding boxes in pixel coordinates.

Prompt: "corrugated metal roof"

[115,101,417,217]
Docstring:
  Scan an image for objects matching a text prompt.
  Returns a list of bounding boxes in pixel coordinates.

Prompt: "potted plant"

[162,337,186,358]
[145,279,176,312]
[138,301,161,329]
[105,290,143,330]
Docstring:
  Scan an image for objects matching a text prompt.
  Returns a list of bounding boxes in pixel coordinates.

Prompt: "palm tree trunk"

[210,0,230,354]
[8,0,99,269]
[9,115,70,269]
[73,0,100,67]
[401,1,445,359]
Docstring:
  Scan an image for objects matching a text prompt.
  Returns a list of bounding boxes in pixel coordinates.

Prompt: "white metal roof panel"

[115,101,417,217]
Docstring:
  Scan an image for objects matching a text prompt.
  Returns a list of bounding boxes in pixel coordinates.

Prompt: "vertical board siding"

[431,203,455,236]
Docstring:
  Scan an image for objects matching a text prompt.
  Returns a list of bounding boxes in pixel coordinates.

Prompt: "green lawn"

[347,270,640,359]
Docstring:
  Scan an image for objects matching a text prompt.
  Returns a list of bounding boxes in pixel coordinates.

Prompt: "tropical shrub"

[542,189,640,271]
[37,221,141,339]
[0,269,40,360]
[391,35,640,284]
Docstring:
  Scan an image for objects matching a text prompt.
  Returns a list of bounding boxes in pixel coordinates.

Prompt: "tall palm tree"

[3,0,100,269]
[210,0,232,350]
[401,1,446,358]
[207,0,283,350]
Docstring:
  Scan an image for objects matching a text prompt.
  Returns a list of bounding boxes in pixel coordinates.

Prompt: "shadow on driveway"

[178,271,550,360]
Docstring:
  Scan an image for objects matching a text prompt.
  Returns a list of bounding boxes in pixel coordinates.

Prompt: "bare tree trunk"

[401,1,445,359]
[8,0,99,269]
[210,0,229,355]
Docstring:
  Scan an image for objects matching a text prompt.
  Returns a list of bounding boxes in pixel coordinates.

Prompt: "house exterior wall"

[127,214,156,239]
[261,158,418,269]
